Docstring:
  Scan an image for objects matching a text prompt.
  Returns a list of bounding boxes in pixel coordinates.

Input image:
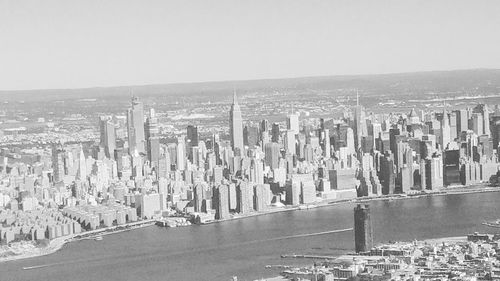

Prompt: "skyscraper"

[264,142,280,170]
[127,96,146,155]
[99,116,116,159]
[215,184,230,220]
[287,113,300,135]
[51,143,65,184]
[354,91,368,151]
[145,108,160,167]
[229,92,244,155]
[354,204,373,253]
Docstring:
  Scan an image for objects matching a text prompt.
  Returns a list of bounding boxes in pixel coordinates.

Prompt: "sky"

[1,0,500,91]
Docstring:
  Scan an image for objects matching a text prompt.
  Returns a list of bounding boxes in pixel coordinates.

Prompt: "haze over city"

[1,0,500,90]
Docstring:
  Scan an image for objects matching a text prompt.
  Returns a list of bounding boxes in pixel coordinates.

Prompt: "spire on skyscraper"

[233,88,238,105]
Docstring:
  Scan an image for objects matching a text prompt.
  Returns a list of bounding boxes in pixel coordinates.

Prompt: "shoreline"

[0,220,155,264]
[204,184,500,224]
[2,184,499,264]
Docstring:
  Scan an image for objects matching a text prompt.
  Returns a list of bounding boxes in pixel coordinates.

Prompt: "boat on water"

[94,236,103,241]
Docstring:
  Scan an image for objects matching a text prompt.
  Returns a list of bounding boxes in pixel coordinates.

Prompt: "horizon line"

[1,67,499,93]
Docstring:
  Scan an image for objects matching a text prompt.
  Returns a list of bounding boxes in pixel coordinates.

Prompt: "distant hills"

[1,69,499,102]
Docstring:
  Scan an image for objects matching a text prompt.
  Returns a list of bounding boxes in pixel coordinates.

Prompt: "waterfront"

[0,191,499,281]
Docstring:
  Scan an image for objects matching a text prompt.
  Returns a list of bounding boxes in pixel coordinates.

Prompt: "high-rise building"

[474,104,491,137]
[354,92,368,150]
[215,184,230,220]
[284,130,296,155]
[236,181,252,214]
[176,136,186,171]
[229,92,244,155]
[99,116,116,159]
[455,109,469,136]
[244,125,259,148]
[271,123,280,143]
[76,145,87,181]
[145,108,160,167]
[287,113,300,135]
[354,204,373,253]
[127,96,146,155]
[264,142,280,170]
[52,144,65,184]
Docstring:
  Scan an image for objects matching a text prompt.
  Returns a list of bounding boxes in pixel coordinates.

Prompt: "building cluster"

[280,233,500,281]
[1,93,500,245]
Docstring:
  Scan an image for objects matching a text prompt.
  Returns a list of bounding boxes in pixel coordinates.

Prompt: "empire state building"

[230,92,244,155]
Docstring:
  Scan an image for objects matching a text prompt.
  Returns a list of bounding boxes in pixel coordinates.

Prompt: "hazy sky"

[1,0,500,90]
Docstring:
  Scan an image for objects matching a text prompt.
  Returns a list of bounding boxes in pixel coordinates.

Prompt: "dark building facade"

[354,204,373,253]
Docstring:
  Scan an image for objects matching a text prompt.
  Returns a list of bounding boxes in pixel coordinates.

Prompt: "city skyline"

[1,0,500,91]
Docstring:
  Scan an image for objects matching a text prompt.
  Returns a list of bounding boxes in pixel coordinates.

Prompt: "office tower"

[186,125,198,162]
[127,96,146,155]
[285,178,301,205]
[354,92,368,150]
[52,144,65,184]
[441,110,451,150]
[158,152,170,178]
[425,156,444,190]
[99,116,116,159]
[472,113,484,136]
[444,149,461,186]
[287,113,300,135]
[145,108,160,167]
[419,159,427,190]
[249,159,264,184]
[244,125,259,148]
[254,184,270,211]
[379,151,396,194]
[329,168,357,190]
[260,119,270,134]
[284,130,296,155]
[176,136,186,171]
[321,129,331,158]
[186,125,199,147]
[304,144,314,162]
[264,142,280,170]
[297,174,316,204]
[271,123,280,143]
[229,92,244,155]
[455,109,469,136]
[346,128,355,154]
[474,104,491,137]
[76,146,87,181]
[236,181,252,214]
[449,111,458,141]
[354,204,373,253]
[193,183,204,212]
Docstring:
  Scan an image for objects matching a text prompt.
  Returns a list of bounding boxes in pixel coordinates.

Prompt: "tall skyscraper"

[215,184,230,220]
[51,144,65,184]
[229,92,244,155]
[287,113,300,135]
[354,204,373,253]
[127,96,146,155]
[99,116,116,159]
[264,142,280,170]
[186,125,199,147]
[145,108,160,167]
[176,136,186,171]
[354,91,368,151]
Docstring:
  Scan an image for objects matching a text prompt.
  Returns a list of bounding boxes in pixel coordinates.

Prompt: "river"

[1,192,499,281]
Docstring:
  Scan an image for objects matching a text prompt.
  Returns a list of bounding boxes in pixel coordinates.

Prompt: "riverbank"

[205,184,500,225]
[0,219,155,264]
[2,184,498,264]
